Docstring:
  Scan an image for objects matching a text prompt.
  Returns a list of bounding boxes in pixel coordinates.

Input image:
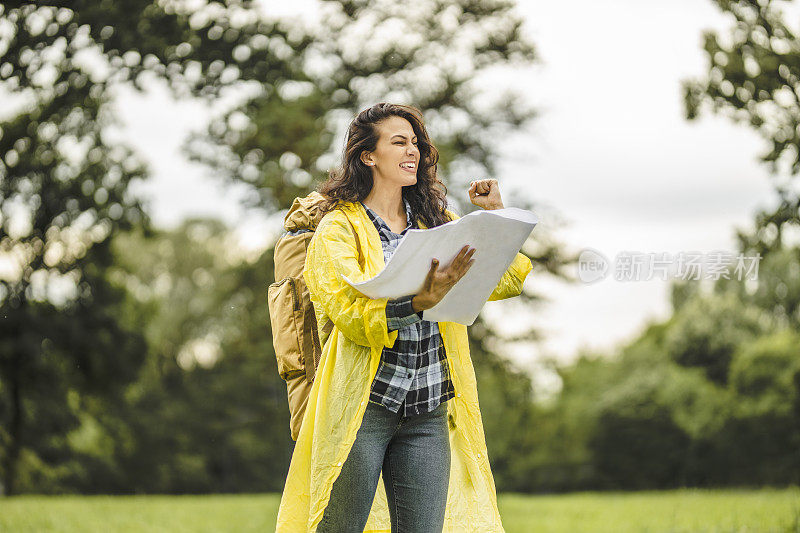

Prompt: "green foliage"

[683,0,800,257]
[721,246,800,327]
[523,253,800,491]
[468,321,542,491]
[0,0,300,496]
[662,289,773,385]
[103,220,292,494]
[673,0,800,486]
[730,329,800,407]
[683,0,800,174]
[589,404,691,490]
[568,344,691,489]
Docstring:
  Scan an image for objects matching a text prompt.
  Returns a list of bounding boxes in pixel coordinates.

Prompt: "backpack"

[267,191,363,441]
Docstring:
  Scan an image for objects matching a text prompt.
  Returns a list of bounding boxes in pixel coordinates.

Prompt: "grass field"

[0,487,798,532]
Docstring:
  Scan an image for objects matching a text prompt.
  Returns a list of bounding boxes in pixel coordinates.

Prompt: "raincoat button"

[337,462,342,466]
[457,393,462,398]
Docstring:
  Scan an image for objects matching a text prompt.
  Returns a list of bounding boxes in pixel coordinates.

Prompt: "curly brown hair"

[315,102,452,228]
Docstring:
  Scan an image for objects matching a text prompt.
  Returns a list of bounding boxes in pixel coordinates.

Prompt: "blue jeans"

[317,398,451,533]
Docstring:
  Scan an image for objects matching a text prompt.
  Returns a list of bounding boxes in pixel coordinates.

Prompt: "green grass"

[0,488,798,532]
[499,488,800,533]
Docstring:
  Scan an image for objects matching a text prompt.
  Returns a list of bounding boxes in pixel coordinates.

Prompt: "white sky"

[104,1,783,398]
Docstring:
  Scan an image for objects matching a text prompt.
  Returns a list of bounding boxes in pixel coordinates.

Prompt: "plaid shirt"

[360,198,455,417]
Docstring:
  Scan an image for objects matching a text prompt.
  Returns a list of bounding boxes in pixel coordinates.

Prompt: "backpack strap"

[321,318,334,340]
[344,214,364,270]
[311,209,362,371]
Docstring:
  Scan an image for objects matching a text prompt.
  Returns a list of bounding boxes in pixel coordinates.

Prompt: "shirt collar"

[360,197,415,233]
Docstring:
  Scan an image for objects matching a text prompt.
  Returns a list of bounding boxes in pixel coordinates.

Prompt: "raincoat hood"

[284,191,328,232]
[276,199,533,532]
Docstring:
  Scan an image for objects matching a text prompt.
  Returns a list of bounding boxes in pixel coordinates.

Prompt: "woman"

[276,103,533,532]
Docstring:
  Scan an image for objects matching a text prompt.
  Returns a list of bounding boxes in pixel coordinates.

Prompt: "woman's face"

[362,115,420,189]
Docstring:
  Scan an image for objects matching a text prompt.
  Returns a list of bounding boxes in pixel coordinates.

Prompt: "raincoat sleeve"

[444,208,533,302]
[487,251,533,301]
[304,215,400,349]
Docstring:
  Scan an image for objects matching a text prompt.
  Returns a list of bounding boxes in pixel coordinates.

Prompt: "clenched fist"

[468,178,505,210]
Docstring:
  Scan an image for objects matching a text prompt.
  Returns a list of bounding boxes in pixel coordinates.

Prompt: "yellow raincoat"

[276,200,533,532]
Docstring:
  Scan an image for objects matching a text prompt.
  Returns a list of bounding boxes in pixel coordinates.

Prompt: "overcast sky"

[107,1,783,397]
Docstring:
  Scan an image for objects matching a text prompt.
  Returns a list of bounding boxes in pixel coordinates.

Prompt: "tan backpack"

[267,191,362,441]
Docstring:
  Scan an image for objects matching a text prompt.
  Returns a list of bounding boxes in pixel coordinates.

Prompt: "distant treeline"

[3,220,799,496]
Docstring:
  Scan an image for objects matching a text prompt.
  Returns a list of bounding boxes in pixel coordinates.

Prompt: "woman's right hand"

[412,245,476,313]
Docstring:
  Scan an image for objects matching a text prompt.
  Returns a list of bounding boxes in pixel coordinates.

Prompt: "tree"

[103,219,291,493]
[662,290,773,385]
[682,0,800,257]
[0,0,308,494]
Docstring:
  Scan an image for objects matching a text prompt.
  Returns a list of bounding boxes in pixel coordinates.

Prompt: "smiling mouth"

[399,163,416,173]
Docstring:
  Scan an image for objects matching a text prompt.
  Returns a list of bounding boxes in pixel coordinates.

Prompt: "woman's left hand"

[468,178,505,210]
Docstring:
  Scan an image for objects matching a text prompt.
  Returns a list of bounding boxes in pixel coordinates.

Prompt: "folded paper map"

[342,207,538,325]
